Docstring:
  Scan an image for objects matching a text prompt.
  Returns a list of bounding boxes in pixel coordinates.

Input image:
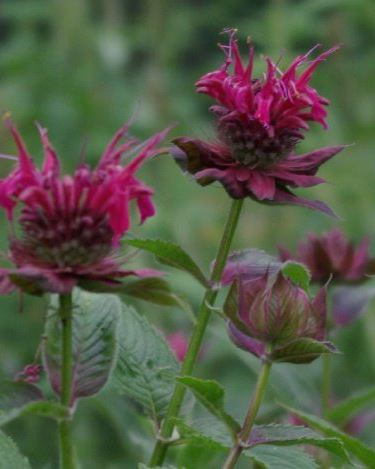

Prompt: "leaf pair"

[176,376,349,467]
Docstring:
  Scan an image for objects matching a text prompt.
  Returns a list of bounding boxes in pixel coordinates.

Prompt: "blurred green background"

[0,0,375,467]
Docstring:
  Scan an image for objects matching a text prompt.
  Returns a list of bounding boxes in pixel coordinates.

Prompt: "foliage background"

[0,0,374,467]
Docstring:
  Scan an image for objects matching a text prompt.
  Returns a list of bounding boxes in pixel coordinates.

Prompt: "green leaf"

[138,465,180,469]
[282,404,375,467]
[43,289,121,403]
[326,385,375,426]
[0,400,69,427]
[177,376,240,438]
[281,261,311,292]
[0,430,31,468]
[174,417,232,450]
[125,238,208,287]
[0,381,42,410]
[175,418,318,468]
[248,446,318,469]
[270,338,338,364]
[120,277,195,320]
[0,380,68,426]
[113,304,179,423]
[249,424,348,461]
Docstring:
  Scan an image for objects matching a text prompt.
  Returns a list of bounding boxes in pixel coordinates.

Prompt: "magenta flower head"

[172,30,345,215]
[279,228,375,327]
[0,117,169,294]
[279,228,374,284]
[221,250,335,363]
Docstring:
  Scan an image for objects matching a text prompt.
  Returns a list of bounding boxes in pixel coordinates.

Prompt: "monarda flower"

[279,228,375,326]
[279,228,374,284]
[221,250,335,363]
[0,118,168,294]
[172,30,345,215]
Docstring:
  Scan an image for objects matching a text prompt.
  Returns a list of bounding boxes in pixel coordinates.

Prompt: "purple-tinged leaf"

[248,424,348,461]
[282,404,375,467]
[270,338,338,364]
[42,289,121,405]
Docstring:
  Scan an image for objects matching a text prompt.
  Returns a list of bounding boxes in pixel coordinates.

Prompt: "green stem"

[149,199,244,466]
[58,293,76,469]
[321,353,331,415]
[223,359,272,469]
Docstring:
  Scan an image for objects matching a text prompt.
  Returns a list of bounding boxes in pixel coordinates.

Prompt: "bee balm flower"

[221,250,335,363]
[0,118,168,294]
[279,228,373,284]
[172,30,345,215]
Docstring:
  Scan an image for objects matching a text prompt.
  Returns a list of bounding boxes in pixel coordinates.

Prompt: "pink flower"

[15,364,43,384]
[172,30,345,215]
[279,228,375,327]
[167,332,189,362]
[279,228,373,284]
[0,118,169,294]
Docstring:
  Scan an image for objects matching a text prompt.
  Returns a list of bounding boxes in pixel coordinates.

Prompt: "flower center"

[219,118,298,169]
[11,209,113,269]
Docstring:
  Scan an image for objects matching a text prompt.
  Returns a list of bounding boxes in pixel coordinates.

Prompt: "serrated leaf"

[0,430,31,468]
[113,304,179,423]
[120,277,195,320]
[125,238,208,287]
[270,338,338,364]
[249,424,348,461]
[43,289,121,404]
[175,418,318,468]
[175,417,232,450]
[248,446,318,469]
[177,377,240,438]
[326,385,375,426]
[281,261,311,292]
[282,404,375,467]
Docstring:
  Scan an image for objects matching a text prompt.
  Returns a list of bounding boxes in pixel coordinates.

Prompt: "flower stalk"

[223,356,272,469]
[58,293,75,469]
[149,199,244,466]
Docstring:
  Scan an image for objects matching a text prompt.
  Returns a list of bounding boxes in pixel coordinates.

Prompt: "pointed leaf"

[0,430,31,468]
[43,289,121,404]
[120,277,194,318]
[177,377,240,438]
[248,446,318,469]
[282,404,375,467]
[249,424,348,461]
[112,304,179,423]
[270,338,338,364]
[281,261,311,292]
[326,385,375,426]
[175,418,317,468]
[125,239,208,287]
